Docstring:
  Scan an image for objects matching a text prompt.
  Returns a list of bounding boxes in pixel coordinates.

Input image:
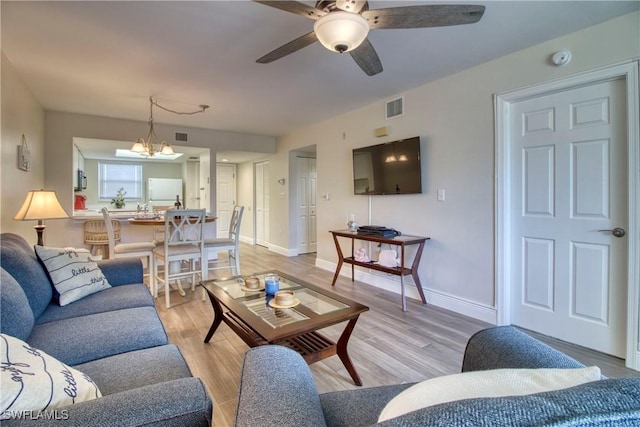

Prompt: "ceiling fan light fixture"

[313,11,369,53]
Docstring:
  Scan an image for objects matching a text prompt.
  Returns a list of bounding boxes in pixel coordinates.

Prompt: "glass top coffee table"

[200,270,369,386]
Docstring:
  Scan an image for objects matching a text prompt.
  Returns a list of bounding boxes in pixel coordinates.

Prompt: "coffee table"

[200,270,369,386]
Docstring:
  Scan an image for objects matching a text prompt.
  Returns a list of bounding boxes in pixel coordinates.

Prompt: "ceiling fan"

[254,0,485,76]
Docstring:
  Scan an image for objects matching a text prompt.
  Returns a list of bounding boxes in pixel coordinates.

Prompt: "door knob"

[598,227,626,238]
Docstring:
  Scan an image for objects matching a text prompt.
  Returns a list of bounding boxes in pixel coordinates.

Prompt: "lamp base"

[34,224,46,246]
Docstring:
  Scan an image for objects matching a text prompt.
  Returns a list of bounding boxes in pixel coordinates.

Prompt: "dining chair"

[101,207,156,293]
[204,205,244,277]
[150,206,172,245]
[153,209,206,308]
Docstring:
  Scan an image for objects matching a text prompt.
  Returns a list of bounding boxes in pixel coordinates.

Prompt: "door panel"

[522,237,554,311]
[510,78,627,357]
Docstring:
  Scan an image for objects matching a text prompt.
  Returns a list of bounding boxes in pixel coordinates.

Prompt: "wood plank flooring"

[155,243,639,427]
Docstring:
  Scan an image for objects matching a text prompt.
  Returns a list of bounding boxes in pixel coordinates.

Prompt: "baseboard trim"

[268,244,298,257]
[239,235,253,244]
[315,258,497,325]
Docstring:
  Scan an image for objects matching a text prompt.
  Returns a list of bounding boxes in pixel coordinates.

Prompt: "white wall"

[1,53,47,244]
[271,11,640,322]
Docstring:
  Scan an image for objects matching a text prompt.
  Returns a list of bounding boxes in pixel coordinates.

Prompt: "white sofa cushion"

[378,366,601,423]
[0,334,101,420]
[35,245,111,306]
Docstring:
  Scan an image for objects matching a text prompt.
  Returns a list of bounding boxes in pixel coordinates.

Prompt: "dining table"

[127,214,217,226]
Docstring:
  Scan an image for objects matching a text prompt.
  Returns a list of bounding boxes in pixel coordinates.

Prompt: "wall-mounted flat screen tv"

[352,136,422,195]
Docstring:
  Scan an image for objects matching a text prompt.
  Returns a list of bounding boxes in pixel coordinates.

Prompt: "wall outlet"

[437,188,446,202]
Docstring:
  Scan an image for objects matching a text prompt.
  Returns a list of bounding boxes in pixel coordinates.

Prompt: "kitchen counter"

[73,210,140,220]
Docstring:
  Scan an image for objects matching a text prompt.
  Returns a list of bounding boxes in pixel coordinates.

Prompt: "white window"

[98,162,143,201]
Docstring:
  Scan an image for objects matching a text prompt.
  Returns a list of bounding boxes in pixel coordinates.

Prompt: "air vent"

[175,132,188,142]
[386,97,404,119]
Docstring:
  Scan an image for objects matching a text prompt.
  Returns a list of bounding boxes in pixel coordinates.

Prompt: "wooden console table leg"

[400,245,407,311]
[204,290,224,343]
[331,233,344,286]
[350,237,355,282]
[412,242,428,305]
[336,317,363,386]
[400,275,407,312]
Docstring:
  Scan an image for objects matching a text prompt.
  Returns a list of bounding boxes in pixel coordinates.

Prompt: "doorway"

[496,62,639,368]
[296,156,317,254]
[216,163,236,237]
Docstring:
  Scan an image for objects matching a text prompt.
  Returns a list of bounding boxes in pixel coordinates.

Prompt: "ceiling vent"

[386,97,404,119]
[175,132,188,142]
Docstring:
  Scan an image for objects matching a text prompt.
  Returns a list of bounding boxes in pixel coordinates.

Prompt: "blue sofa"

[235,326,640,426]
[0,233,212,425]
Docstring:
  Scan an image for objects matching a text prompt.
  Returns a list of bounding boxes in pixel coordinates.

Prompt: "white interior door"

[255,161,270,247]
[297,157,317,254]
[199,151,211,212]
[186,161,200,209]
[216,163,236,237]
[509,77,628,357]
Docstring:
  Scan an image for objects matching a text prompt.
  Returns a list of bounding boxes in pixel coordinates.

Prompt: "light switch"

[437,189,446,202]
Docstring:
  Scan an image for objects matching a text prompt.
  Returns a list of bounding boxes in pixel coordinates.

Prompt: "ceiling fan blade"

[252,1,325,20]
[256,32,318,64]
[350,38,382,76]
[335,0,368,14]
[362,5,485,29]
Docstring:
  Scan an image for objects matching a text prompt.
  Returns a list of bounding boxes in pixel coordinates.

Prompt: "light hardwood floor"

[155,243,639,427]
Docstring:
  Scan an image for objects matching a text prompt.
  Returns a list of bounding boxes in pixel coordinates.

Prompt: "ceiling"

[2,1,639,140]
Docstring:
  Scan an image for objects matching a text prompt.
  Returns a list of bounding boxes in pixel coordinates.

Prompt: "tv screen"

[352,137,422,195]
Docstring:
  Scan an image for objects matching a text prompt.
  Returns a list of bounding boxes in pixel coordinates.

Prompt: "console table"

[329,230,430,311]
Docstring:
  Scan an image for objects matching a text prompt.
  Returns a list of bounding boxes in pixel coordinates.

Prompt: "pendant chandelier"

[130,97,209,157]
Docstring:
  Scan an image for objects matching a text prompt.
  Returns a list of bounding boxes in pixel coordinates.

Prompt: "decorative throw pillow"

[35,245,111,306]
[378,366,601,423]
[0,334,101,420]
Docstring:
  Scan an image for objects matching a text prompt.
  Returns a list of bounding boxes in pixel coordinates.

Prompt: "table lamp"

[14,189,69,246]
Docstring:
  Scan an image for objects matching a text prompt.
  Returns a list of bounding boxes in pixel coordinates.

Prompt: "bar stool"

[83,219,120,258]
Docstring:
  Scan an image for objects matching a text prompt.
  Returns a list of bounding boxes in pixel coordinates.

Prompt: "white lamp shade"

[14,190,69,221]
[160,144,175,155]
[130,140,146,153]
[314,11,369,53]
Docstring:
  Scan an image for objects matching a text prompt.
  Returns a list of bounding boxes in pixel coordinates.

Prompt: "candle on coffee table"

[265,274,280,295]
